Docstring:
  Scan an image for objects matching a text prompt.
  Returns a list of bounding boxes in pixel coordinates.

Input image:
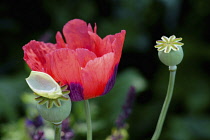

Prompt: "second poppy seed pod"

[37,96,71,124]
[158,46,184,66]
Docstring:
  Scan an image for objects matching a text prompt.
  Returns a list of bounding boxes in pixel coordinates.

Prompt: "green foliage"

[0,73,28,121]
[1,119,30,140]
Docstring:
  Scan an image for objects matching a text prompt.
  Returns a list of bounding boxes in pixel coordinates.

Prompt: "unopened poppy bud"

[155,35,184,66]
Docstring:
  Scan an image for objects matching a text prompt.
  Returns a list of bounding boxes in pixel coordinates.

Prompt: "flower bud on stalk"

[26,71,71,125]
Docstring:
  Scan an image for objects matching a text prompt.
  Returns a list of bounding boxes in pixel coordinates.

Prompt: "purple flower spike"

[32,130,46,140]
[111,134,123,140]
[61,118,74,140]
[26,116,44,129]
[115,86,136,128]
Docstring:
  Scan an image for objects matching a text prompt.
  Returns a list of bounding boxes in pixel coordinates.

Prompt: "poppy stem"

[54,123,62,140]
[84,100,92,140]
[151,66,177,140]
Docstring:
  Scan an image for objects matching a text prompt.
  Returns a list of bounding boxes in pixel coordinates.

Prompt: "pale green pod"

[37,96,71,124]
[158,46,184,66]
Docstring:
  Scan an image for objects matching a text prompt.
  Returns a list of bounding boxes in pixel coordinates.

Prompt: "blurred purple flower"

[31,130,46,140]
[115,86,136,128]
[25,116,46,140]
[61,118,74,140]
[26,116,44,128]
[111,134,123,140]
[26,116,74,140]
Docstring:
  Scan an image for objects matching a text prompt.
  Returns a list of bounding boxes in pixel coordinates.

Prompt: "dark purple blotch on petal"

[102,64,119,95]
[69,83,84,101]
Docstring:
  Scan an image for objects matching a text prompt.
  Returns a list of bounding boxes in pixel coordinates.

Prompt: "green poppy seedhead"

[155,35,184,67]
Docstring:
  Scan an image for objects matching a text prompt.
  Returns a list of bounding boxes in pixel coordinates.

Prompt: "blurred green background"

[1,0,210,140]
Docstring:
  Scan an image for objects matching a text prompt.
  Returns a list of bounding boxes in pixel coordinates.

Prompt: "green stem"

[84,100,92,140]
[151,66,177,140]
[54,123,62,140]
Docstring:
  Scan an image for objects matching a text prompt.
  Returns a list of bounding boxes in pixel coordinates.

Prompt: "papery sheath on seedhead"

[26,71,63,99]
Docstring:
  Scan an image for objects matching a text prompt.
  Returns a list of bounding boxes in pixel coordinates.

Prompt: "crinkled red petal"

[88,23,93,33]
[87,23,97,33]
[89,30,126,64]
[23,40,56,72]
[45,48,82,85]
[88,31,102,57]
[75,48,97,68]
[63,19,93,50]
[81,52,115,100]
[103,30,126,64]
[56,31,66,48]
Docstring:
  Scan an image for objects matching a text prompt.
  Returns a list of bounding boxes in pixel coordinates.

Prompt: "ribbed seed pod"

[158,46,184,66]
[37,95,71,125]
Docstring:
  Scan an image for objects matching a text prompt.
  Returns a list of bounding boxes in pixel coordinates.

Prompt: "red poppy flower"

[23,19,126,101]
